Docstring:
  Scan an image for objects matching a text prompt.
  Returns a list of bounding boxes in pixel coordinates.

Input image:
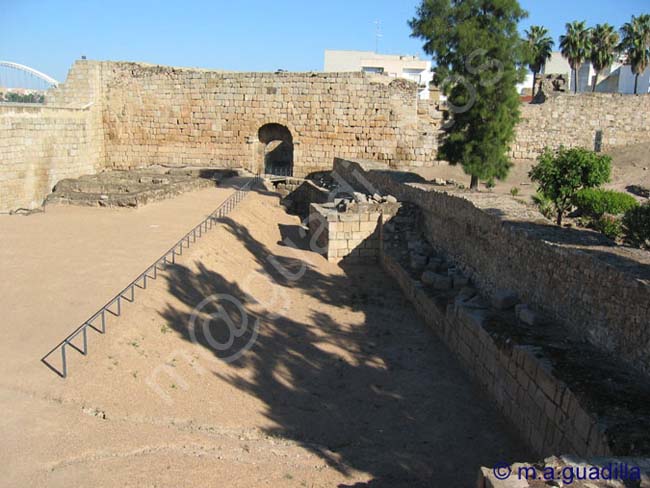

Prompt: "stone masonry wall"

[334,158,650,379]
[512,94,650,159]
[381,251,613,458]
[308,202,399,263]
[0,104,103,211]
[4,59,650,211]
[0,62,105,211]
[98,62,441,175]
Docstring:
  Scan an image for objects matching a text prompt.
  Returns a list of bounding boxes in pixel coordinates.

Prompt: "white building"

[324,50,434,99]
[542,51,650,94]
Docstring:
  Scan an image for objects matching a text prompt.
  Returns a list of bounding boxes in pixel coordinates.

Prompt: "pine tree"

[410,0,528,189]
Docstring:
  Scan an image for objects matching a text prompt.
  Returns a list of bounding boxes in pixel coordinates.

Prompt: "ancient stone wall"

[334,157,650,379]
[0,103,103,211]
[97,62,441,176]
[512,93,650,159]
[4,58,650,211]
[0,62,105,212]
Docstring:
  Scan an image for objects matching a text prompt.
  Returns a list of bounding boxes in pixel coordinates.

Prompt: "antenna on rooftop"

[373,20,383,53]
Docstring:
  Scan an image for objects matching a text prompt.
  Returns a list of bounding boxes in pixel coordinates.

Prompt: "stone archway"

[258,123,293,176]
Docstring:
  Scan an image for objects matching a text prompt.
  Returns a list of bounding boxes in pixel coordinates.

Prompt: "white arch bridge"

[0,61,59,92]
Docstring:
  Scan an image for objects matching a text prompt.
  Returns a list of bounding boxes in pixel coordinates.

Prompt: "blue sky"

[1,0,648,83]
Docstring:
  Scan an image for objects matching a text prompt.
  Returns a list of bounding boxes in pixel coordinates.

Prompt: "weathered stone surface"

[336,157,650,379]
[492,290,520,311]
[515,304,539,326]
[452,274,470,288]
[422,271,452,290]
[410,253,428,271]
[421,270,453,290]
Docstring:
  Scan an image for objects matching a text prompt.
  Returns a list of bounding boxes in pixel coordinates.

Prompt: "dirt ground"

[0,183,529,487]
[413,142,650,200]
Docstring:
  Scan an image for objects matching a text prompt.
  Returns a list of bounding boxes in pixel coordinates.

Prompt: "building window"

[362,66,384,74]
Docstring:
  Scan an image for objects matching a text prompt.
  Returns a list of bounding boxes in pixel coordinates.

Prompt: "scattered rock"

[410,253,428,271]
[457,305,489,328]
[452,274,470,288]
[422,272,452,290]
[82,406,107,419]
[492,289,520,310]
[352,192,367,203]
[456,287,477,303]
[385,195,398,203]
[426,258,444,272]
[433,178,446,186]
[464,294,490,310]
[515,304,539,326]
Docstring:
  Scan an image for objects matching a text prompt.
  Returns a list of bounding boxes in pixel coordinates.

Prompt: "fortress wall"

[4,59,650,211]
[0,104,103,211]
[0,62,105,212]
[513,93,650,159]
[97,62,440,176]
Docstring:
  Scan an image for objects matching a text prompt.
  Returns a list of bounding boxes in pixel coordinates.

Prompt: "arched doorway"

[258,123,293,176]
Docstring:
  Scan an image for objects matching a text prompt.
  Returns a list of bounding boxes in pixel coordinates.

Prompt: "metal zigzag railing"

[41,176,261,378]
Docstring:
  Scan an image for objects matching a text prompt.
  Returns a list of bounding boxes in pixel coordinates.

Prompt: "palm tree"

[619,15,650,94]
[525,25,554,97]
[590,24,619,92]
[560,21,592,93]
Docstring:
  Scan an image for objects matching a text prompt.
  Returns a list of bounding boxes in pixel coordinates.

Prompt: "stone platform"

[46,167,238,208]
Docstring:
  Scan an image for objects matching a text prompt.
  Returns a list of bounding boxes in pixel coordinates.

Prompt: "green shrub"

[594,214,624,240]
[623,203,650,249]
[529,147,611,225]
[533,191,555,220]
[510,186,520,197]
[575,188,638,217]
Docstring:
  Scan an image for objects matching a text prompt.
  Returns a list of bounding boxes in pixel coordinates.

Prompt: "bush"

[510,186,520,197]
[623,203,650,249]
[594,214,624,240]
[529,147,611,226]
[575,188,638,217]
[533,191,555,220]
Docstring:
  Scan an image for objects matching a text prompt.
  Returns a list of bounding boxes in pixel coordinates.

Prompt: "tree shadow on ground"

[159,217,530,487]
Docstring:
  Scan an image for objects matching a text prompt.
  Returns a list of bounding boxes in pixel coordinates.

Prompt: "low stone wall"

[275,178,330,217]
[308,202,397,263]
[333,158,650,379]
[380,250,613,457]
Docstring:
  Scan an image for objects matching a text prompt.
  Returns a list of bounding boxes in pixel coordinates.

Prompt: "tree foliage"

[590,24,619,92]
[409,0,528,189]
[619,15,650,94]
[623,202,650,249]
[529,147,611,226]
[524,25,554,96]
[575,188,638,217]
[560,21,592,93]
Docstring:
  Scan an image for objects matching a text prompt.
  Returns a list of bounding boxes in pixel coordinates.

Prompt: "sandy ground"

[412,142,650,200]
[0,182,529,487]
[0,181,243,383]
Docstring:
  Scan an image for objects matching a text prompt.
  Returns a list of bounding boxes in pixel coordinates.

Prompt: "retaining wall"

[334,157,650,379]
